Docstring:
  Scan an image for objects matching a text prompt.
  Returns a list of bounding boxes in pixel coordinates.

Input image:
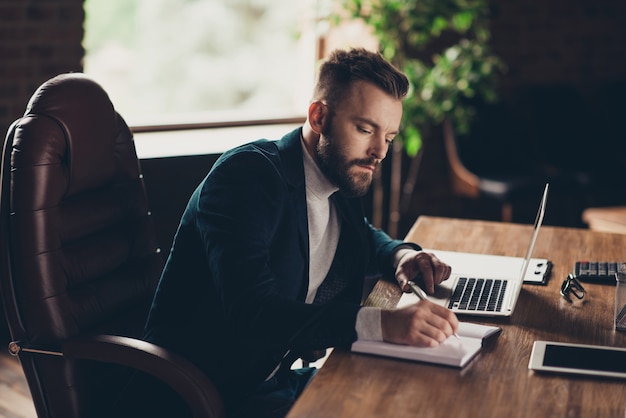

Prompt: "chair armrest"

[62,334,224,418]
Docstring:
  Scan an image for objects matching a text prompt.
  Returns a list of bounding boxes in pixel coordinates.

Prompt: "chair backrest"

[0,73,163,417]
[442,118,481,199]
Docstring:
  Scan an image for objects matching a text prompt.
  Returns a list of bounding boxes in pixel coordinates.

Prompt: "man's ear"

[307,101,327,135]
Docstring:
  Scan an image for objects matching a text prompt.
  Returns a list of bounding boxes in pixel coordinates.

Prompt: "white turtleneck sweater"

[301,137,383,341]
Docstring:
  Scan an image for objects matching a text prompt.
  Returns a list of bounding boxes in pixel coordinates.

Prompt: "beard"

[315,116,381,198]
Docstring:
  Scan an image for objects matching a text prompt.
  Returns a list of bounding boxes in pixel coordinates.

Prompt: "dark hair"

[312,48,409,109]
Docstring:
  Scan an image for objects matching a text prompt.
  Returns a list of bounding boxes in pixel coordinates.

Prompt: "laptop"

[399,183,550,317]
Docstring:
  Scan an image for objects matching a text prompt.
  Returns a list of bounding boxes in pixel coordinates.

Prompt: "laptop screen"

[518,183,549,281]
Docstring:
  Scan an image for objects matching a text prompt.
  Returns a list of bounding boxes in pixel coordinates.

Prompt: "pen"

[406,280,460,340]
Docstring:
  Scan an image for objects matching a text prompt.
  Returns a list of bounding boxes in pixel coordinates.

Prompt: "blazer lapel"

[275,128,310,297]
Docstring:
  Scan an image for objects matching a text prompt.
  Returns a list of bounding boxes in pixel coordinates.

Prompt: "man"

[143,48,458,417]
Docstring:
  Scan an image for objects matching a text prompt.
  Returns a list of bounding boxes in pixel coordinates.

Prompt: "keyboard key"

[458,278,475,310]
[487,281,502,311]
[478,279,493,310]
[495,281,508,311]
[468,279,484,310]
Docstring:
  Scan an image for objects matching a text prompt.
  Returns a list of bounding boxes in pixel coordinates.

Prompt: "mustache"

[349,158,381,168]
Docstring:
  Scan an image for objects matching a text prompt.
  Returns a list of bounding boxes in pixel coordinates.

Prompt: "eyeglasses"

[560,274,585,303]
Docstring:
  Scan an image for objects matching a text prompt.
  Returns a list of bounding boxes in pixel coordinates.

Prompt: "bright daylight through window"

[83,0,322,128]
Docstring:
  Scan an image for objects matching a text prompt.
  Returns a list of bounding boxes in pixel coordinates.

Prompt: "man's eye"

[358,127,372,134]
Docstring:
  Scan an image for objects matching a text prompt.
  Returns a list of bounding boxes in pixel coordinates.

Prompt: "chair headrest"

[23,73,121,196]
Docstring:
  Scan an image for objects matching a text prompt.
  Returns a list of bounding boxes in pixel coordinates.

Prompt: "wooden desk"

[287,216,626,418]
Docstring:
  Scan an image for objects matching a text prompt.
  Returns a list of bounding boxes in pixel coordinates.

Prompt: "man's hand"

[395,250,451,294]
[381,300,459,347]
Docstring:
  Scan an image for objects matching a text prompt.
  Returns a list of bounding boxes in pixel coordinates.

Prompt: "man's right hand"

[380,300,459,347]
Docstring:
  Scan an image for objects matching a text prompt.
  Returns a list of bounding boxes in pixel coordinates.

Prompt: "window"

[83,0,323,128]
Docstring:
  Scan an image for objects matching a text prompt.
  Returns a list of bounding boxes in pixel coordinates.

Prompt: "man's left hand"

[395,251,451,294]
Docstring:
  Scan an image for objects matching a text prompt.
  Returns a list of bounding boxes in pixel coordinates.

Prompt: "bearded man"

[143,48,457,418]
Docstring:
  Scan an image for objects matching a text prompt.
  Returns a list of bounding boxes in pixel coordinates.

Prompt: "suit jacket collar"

[275,128,309,300]
[275,127,305,190]
[276,126,368,236]
[274,127,368,293]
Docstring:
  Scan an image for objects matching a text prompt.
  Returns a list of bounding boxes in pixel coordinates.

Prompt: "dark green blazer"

[144,127,419,405]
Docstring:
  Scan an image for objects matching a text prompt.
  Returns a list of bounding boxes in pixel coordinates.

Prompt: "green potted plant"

[333,0,504,236]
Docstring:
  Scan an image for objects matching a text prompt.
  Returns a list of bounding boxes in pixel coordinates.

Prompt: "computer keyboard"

[575,261,626,284]
[449,277,508,312]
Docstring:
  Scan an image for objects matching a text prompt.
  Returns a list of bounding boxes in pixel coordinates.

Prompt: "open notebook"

[401,183,550,317]
[352,322,501,367]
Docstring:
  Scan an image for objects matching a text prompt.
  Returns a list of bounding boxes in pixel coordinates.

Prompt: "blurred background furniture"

[578,80,626,235]
[442,80,626,226]
[443,116,546,222]
[0,74,223,418]
[582,206,626,234]
[442,101,583,223]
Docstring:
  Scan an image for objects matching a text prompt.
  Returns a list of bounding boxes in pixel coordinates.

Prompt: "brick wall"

[490,0,626,96]
[0,0,84,135]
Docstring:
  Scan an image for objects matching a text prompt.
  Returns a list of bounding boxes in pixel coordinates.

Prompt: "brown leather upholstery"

[0,74,223,417]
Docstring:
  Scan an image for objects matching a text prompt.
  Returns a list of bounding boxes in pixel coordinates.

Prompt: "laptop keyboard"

[448,277,508,312]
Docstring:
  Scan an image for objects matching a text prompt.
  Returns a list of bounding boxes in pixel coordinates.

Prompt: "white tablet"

[529,341,626,379]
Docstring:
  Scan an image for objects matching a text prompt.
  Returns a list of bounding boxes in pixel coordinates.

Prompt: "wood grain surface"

[288,216,626,418]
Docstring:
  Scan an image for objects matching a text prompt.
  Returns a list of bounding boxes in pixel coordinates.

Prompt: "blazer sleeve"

[366,222,421,279]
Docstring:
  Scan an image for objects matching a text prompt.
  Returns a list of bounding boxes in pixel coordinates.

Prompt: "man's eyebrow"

[354,116,400,136]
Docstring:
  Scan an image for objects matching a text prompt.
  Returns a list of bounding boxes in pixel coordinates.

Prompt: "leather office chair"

[0,73,224,418]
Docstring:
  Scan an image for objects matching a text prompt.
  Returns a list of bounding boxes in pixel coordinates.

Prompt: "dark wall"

[0,1,84,136]
[141,154,220,256]
[490,0,626,94]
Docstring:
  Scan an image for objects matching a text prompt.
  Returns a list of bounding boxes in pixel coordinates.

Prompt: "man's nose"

[368,135,388,160]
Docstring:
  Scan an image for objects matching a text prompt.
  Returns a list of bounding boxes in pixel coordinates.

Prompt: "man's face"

[316,80,403,197]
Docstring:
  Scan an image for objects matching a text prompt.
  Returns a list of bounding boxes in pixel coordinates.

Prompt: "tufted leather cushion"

[2,73,163,417]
